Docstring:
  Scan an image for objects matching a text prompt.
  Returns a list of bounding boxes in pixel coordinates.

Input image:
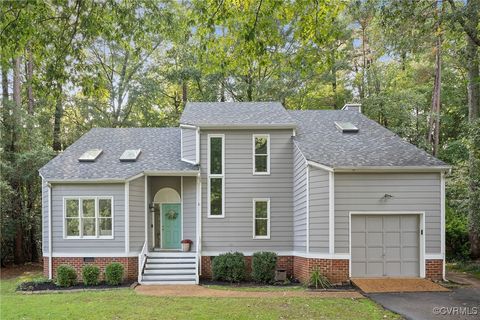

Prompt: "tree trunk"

[26,44,34,115]
[331,49,338,109]
[12,56,25,265]
[427,1,443,156]
[52,83,63,151]
[465,0,480,259]
[182,81,187,103]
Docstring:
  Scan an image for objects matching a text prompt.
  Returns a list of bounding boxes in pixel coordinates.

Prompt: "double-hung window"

[253,199,270,239]
[64,197,113,238]
[253,134,270,174]
[208,134,225,217]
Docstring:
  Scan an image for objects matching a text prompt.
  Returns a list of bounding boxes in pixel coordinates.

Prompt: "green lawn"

[0,274,399,320]
[447,261,480,280]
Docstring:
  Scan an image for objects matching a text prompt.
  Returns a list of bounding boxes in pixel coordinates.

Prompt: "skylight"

[335,121,359,133]
[78,149,103,162]
[120,149,141,162]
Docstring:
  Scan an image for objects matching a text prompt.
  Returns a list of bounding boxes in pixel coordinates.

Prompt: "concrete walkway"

[135,285,363,298]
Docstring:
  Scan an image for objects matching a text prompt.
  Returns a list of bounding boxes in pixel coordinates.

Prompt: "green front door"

[161,203,181,249]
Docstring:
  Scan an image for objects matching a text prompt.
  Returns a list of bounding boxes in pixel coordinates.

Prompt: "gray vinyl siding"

[42,179,49,254]
[292,143,307,253]
[309,166,329,253]
[182,176,197,243]
[181,127,197,163]
[334,173,441,254]
[129,176,145,252]
[51,183,125,254]
[201,129,294,253]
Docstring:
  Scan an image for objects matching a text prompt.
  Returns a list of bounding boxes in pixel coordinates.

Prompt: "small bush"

[105,262,124,285]
[56,265,77,287]
[82,265,100,286]
[309,267,331,289]
[251,251,277,284]
[212,252,246,283]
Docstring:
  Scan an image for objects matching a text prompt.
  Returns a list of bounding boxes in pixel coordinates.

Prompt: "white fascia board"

[179,124,198,130]
[196,124,297,130]
[307,160,334,172]
[143,170,199,176]
[48,252,140,258]
[333,166,451,173]
[46,178,126,184]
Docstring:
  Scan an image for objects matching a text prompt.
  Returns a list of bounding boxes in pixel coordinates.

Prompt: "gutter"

[306,160,451,173]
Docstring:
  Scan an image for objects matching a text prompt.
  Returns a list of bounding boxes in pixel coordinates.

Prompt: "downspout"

[47,182,52,279]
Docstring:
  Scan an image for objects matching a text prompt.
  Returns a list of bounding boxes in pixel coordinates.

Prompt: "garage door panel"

[402,247,418,259]
[352,262,366,276]
[402,216,418,230]
[383,216,400,231]
[366,217,382,231]
[366,262,383,276]
[384,232,400,246]
[367,247,383,260]
[351,214,420,278]
[385,262,401,276]
[385,247,400,259]
[366,232,383,246]
[403,262,419,276]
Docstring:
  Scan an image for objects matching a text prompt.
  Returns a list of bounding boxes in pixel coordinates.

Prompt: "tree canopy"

[1,0,479,264]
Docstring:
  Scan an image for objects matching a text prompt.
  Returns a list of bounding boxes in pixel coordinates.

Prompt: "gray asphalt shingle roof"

[39,128,198,181]
[180,102,296,128]
[289,110,448,168]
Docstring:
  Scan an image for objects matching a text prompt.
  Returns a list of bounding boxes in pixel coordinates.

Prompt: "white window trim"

[207,134,225,218]
[252,134,270,175]
[63,196,114,239]
[253,198,270,239]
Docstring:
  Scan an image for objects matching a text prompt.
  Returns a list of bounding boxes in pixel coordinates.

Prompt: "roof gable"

[180,102,296,128]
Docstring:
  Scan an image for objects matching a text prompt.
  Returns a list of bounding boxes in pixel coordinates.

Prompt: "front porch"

[136,174,201,284]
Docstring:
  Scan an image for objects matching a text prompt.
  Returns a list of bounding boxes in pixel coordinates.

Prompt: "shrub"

[212,252,246,283]
[56,265,77,287]
[82,265,100,286]
[105,262,124,285]
[251,251,277,284]
[446,206,470,261]
[309,266,331,289]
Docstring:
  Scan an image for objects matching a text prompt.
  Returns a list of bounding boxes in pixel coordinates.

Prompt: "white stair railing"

[138,241,148,283]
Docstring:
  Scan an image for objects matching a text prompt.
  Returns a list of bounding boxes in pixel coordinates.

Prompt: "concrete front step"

[146,257,195,263]
[144,268,196,275]
[141,280,197,285]
[142,274,196,281]
[145,263,195,269]
[147,251,197,258]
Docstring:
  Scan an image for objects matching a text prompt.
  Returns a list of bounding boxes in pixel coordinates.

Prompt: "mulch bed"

[17,280,134,292]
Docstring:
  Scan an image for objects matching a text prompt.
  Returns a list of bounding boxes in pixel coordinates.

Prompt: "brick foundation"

[293,256,349,284]
[425,259,444,281]
[43,256,138,281]
[200,255,347,284]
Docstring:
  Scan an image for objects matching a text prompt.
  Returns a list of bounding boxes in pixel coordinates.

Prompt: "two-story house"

[39,102,449,284]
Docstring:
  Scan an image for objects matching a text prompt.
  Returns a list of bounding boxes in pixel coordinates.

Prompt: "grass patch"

[203,284,305,292]
[447,261,480,280]
[1,272,400,320]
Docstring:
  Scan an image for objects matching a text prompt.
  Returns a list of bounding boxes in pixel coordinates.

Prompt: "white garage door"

[351,215,420,277]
